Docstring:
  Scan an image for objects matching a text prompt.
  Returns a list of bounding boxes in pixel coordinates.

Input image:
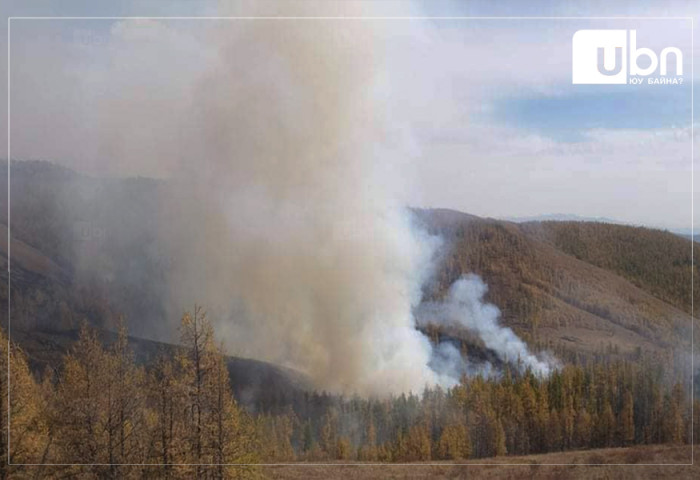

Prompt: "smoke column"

[138,15,450,395]
[13,7,557,394]
[90,16,555,393]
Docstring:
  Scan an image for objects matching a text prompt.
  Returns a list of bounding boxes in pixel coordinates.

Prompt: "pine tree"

[619,391,635,446]
[597,401,615,448]
[0,329,49,467]
[320,411,337,458]
[405,422,431,461]
[545,409,562,452]
[178,306,259,478]
[149,351,187,476]
[105,319,147,473]
[178,305,214,474]
[437,422,471,460]
[53,324,110,466]
[573,408,592,449]
[301,421,313,455]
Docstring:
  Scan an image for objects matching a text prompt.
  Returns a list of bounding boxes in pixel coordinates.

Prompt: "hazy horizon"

[1,2,697,230]
[4,157,695,233]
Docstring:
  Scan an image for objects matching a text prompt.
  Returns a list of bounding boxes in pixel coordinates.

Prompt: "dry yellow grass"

[262,445,697,479]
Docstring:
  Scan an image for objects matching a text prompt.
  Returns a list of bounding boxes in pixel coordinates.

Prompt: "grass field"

[262,445,697,479]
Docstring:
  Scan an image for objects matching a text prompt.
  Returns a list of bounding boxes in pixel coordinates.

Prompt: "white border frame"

[5,15,695,468]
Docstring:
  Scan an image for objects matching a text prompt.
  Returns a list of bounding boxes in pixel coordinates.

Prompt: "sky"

[1,0,699,230]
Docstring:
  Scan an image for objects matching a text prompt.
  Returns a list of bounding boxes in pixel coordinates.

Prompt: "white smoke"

[418,274,557,378]
[109,12,450,396]
[428,341,496,381]
[10,7,558,395]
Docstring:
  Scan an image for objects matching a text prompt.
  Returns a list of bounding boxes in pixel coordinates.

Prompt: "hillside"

[0,160,169,338]
[0,161,697,389]
[0,161,311,408]
[415,209,697,366]
[0,242,310,410]
[1,161,697,473]
[8,326,311,411]
[521,221,696,314]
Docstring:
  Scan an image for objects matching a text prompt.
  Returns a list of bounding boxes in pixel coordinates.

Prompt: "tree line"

[261,354,695,463]
[0,309,697,479]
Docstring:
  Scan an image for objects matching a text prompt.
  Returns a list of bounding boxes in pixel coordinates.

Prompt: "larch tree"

[0,328,49,468]
[619,391,635,446]
[177,306,259,479]
[53,324,110,466]
[149,351,186,477]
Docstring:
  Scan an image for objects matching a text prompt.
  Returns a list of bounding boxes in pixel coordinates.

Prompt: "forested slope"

[415,209,696,363]
[0,162,696,382]
[521,221,697,315]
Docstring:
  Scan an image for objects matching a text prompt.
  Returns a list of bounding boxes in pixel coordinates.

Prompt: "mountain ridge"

[0,161,697,400]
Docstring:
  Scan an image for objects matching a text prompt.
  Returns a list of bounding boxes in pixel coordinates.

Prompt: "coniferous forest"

[1,306,696,479]
[1,165,698,478]
[2,3,699,478]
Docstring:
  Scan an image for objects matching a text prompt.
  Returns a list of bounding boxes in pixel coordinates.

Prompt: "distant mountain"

[501,213,626,224]
[506,214,697,242]
[1,161,697,397]
[674,232,700,243]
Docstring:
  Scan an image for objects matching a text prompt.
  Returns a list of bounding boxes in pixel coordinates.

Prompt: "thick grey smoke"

[418,274,557,378]
[10,8,557,394]
[137,15,446,395]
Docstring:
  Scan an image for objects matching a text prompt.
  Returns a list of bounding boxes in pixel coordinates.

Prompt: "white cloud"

[2,4,699,228]
[412,123,693,229]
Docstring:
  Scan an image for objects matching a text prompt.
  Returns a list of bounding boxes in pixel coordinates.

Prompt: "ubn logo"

[572,30,683,84]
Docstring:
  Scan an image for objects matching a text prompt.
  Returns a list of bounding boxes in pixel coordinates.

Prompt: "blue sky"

[491,85,693,141]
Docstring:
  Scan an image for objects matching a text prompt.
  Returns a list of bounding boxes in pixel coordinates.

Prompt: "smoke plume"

[418,274,557,378]
[11,7,557,394]
[144,16,447,395]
